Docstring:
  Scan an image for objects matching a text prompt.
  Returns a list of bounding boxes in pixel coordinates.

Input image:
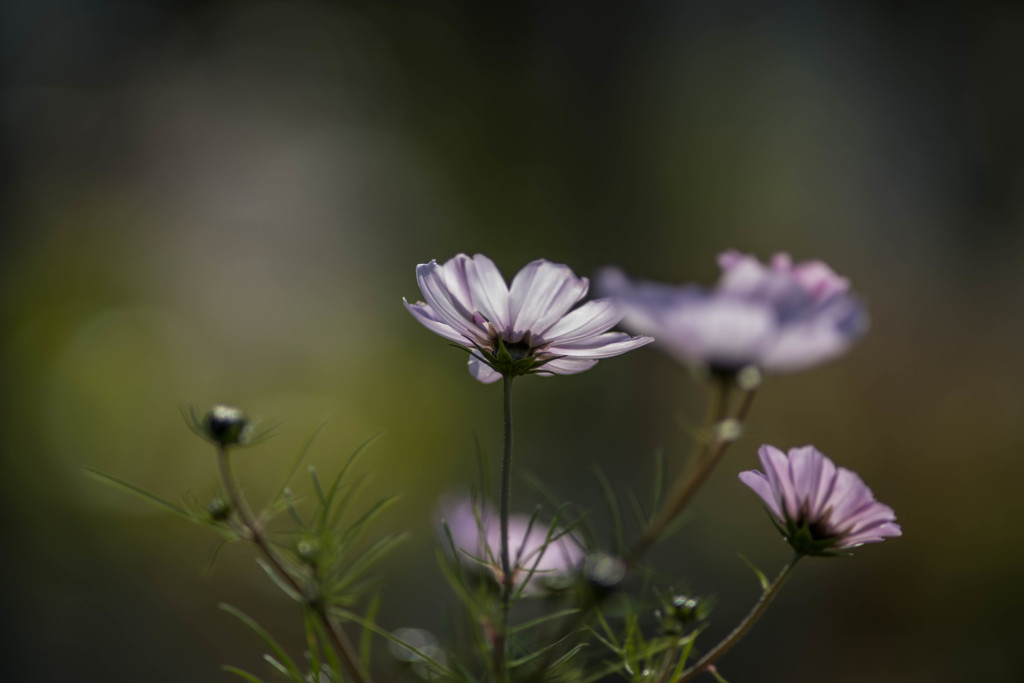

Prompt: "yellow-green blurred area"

[2,0,1023,681]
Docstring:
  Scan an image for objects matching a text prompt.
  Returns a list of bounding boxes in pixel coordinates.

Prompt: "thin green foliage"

[333,609,460,680]
[592,466,626,554]
[82,468,196,523]
[270,419,332,508]
[219,603,304,681]
[360,593,381,674]
[221,666,268,683]
[738,555,771,592]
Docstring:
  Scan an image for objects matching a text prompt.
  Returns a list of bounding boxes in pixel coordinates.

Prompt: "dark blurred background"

[2,1,1022,681]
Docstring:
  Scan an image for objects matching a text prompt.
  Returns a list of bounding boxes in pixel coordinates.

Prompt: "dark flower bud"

[203,405,248,446]
[656,594,710,635]
[671,595,700,623]
[206,497,231,521]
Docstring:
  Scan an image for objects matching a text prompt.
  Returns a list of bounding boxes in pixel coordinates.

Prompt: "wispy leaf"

[219,603,303,680]
[83,468,196,523]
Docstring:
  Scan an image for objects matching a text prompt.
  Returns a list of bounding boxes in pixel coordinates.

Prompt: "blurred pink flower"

[441,498,584,592]
[598,251,867,374]
[739,445,901,555]
[405,253,652,383]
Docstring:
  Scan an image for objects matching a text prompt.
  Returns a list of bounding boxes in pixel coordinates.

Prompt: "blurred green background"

[2,1,1022,681]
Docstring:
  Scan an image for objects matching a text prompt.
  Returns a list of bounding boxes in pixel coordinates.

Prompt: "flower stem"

[676,553,802,683]
[495,374,515,680]
[631,376,755,560]
[216,446,369,683]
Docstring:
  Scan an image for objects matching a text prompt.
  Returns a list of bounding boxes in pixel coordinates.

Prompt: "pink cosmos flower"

[441,498,585,592]
[739,445,901,555]
[598,251,867,374]
[405,254,653,383]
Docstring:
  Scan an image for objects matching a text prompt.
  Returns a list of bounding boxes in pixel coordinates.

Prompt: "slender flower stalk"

[676,554,802,683]
[630,373,758,560]
[495,374,514,679]
[215,446,369,683]
[406,255,651,679]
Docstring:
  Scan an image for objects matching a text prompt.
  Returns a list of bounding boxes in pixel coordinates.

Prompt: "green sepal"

[450,339,564,378]
[777,515,853,558]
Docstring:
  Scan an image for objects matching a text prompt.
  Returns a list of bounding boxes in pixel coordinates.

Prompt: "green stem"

[495,374,514,680]
[676,553,802,683]
[216,446,370,683]
[631,376,753,560]
[537,378,756,678]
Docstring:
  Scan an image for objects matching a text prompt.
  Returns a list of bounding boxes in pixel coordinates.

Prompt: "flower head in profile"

[739,445,901,556]
[598,251,867,374]
[441,498,585,592]
[405,254,653,383]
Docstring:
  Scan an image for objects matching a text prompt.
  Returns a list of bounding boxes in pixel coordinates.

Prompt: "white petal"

[403,299,469,344]
[659,298,777,368]
[538,357,599,375]
[538,299,623,345]
[417,261,488,343]
[466,254,511,332]
[760,296,868,372]
[546,332,654,359]
[437,254,475,310]
[468,353,502,384]
[508,260,588,341]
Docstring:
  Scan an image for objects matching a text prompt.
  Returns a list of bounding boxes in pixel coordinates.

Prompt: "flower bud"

[656,593,709,635]
[206,497,231,521]
[297,538,320,565]
[203,405,248,446]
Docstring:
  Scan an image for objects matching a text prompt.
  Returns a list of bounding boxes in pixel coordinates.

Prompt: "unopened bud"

[297,538,320,565]
[714,418,742,443]
[206,497,231,521]
[737,365,762,391]
[203,405,248,446]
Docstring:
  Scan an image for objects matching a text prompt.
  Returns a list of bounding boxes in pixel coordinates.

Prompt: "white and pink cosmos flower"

[739,445,901,555]
[441,499,585,592]
[405,254,653,383]
[598,251,868,374]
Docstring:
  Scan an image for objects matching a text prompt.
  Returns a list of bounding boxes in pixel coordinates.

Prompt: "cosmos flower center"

[504,340,535,361]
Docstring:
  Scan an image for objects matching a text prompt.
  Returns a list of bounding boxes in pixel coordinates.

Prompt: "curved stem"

[676,553,801,683]
[216,446,369,683]
[631,378,755,560]
[538,379,757,678]
[494,374,515,680]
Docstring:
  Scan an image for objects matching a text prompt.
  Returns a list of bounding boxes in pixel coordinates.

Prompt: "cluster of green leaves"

[87,423,404,683]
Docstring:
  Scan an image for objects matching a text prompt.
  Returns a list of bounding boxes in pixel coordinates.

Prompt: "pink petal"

[738,470,783,521]
[788,446,826,516]
[759,445,798,520]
